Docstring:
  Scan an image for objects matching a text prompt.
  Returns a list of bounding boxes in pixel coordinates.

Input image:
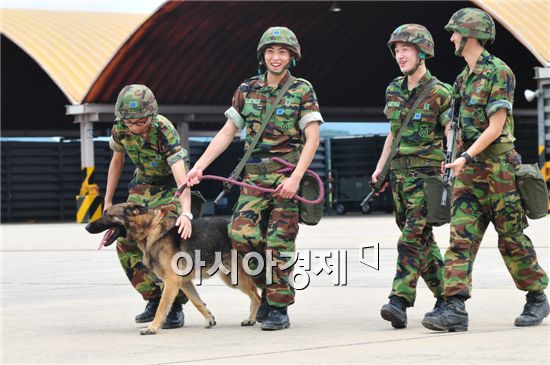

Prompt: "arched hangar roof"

[1,2,548,135]
[1,9,149,104]
[85,0,548,110]
[473,0,549,67]
[2,1,548,108]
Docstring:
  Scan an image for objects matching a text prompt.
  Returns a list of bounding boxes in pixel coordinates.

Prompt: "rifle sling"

[374,79,437,190]
[225,75,296,188]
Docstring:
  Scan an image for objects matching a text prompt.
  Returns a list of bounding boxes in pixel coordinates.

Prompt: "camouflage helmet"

[445,7,496,44]
[114,84,158,119]
[388,24,435,58]
[257,26,301,61]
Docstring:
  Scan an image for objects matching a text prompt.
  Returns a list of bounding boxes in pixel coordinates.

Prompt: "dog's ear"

[159,205,178,215]
[125,204,147,216]
[145,208,174,246]
[150,208,166,228]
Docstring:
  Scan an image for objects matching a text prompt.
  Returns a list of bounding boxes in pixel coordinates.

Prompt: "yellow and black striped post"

[539,146,549,179]
[539,145,550,212]
[76,166,102,223]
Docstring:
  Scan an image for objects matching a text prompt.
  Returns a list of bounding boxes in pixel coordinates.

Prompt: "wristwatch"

[460,152,474,164]
[181,212,193,220]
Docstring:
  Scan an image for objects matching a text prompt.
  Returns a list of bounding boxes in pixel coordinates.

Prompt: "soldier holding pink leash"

[186,26,323,331]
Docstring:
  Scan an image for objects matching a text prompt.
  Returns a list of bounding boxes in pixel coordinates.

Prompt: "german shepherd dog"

[86,203,260,335]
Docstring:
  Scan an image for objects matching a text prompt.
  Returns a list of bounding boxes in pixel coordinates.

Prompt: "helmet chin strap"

[403,53,424,76]
[262,57,295,76]
[455,37,467,56]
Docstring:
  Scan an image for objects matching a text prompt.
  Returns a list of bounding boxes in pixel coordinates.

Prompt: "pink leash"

[97,158,323,250]
[175,157,324,205]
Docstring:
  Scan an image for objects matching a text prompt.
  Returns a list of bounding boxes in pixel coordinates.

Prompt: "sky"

[2,0,166,13]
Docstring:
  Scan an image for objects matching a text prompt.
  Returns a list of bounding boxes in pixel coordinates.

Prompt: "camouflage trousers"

[230,172,299,308]
[116,180,188,305]
[444,153,548,299]
[389,167,445,306]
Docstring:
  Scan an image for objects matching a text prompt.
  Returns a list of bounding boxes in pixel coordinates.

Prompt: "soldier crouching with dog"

[104,84,202,330]
[186,26,323,331]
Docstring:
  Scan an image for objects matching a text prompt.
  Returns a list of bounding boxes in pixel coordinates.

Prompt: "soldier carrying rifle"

[371,24,453,329]
[422,7,549,332]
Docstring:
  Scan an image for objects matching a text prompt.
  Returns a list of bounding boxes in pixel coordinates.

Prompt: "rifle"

[360,79,437,210]
[360,175,388,209]
[214,169,238,204]
[441,96,461,207]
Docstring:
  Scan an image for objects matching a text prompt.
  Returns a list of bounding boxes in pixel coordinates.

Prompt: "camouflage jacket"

[109,115,187,185]
[384,69,452,161]
[454,49,515,145]
[224,71,324,155]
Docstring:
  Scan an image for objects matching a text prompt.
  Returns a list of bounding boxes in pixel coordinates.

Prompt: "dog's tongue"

[98,228,115,250]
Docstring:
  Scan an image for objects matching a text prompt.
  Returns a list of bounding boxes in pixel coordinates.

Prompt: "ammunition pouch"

[416,172,451,227]
[515,164,548,220]
[298,174,324,226]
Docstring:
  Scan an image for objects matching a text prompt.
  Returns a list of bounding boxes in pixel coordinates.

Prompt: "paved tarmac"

[2,214,549,364]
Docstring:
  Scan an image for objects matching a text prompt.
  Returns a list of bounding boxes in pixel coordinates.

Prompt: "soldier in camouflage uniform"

[422,8,549,332]
[186,27,323,331]
[105,84,195,329]
[373,24,451,329]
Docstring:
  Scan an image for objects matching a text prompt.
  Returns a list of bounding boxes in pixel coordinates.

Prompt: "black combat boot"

[422,296,468,332]
[380,296,408,329]
[433,296,445,309]
[514,291,550,327]
[421,296,446,326]
[261,306,290,331]
[256,290,270,323]
[162,302,185,329]
[135,298,160,323]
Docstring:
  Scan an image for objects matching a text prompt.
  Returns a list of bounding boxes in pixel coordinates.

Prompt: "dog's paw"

[140,327,157,335]
[241,319,256,326]
[205,318,217,329]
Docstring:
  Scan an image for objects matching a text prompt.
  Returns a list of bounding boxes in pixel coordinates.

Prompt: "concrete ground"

[2,214,549,364]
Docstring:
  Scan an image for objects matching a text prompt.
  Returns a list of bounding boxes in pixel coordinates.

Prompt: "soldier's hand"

[371,168,383,184]
[186,166,203,187]
[176,214,192,239]
[276,175,300,199]
[446,157,467,176]
[372,168,388,194]
[103,201,112,212]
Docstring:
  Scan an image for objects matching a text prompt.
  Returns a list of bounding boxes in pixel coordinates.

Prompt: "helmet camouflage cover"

[388,24,435,58]
[115,84,158,119]
[257,26,301,61]
[445,7,496,44]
